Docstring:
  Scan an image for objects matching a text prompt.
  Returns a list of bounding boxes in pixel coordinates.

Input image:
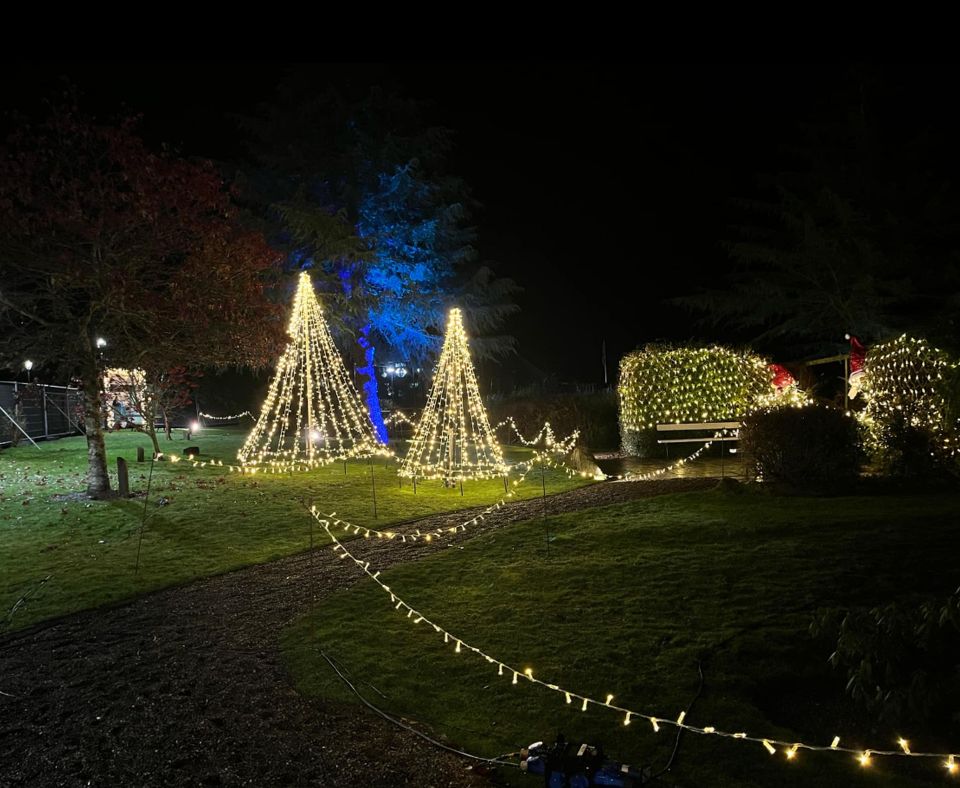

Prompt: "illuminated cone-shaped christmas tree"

[239,272,385,470]
[400,308,507,482]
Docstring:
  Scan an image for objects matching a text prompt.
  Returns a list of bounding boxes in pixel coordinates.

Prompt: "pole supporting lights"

[23,359,33,382]
[239,272,387,471]
[399,308,507,482]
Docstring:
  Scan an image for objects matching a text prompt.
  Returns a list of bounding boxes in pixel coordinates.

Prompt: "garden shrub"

[810,589,960,727]
[740,407,860,491]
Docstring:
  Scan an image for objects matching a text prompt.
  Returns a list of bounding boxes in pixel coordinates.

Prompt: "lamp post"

[23,359,33,383]
[95,337,107,428]
[381,362,408,398]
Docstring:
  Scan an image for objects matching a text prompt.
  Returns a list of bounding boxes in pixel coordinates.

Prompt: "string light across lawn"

[311,507,960,777]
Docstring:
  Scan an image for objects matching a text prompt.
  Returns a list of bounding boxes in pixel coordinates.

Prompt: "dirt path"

[0,478,715,787]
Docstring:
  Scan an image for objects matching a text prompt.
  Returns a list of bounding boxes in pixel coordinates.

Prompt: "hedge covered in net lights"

[857,334,960,473]
[618,345,807,456]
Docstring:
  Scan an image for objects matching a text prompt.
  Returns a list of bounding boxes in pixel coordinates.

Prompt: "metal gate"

[0,381,84,446]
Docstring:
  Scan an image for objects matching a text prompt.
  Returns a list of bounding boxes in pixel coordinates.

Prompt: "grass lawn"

[0,427,586,631]
[282,485,960,787]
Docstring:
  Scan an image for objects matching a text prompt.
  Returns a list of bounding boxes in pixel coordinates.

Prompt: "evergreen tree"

[240,82,518,438]
[678,68,960,356]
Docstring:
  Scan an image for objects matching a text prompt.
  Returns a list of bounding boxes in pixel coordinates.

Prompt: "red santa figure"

[768,363,796,396]
[845,334,867,399]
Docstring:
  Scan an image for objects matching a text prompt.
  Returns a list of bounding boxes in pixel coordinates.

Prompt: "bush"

[621,427,657,458]
[810,589,960,727]
[869,417,955,478]
[741,407,860,491]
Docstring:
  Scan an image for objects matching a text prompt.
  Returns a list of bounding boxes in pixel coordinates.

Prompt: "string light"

[312,459,540,544]
[493,417,579,452]
[239,272,388,471]
[199,410,254,421]
[400,308,507,483]
[311,509,960,774]
[384,410,417,428]
[619,345,808,453]
[616,440,715,482]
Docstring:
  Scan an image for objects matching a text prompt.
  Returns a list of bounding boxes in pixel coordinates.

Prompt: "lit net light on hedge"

[400,308,507,482]
[618,345,808,454]
[858,334,959,456]
[239,272,387,471]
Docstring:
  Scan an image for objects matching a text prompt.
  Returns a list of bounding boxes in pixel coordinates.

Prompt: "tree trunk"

[144,413,160,457]
[162,406,172,441]
[81,357,111,499]
[357,324,388,443]
[144,403,161,457]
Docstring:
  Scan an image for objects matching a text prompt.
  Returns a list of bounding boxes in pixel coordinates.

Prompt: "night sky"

[6,62,957,386]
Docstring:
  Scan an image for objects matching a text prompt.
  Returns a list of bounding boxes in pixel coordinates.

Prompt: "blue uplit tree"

[351,161,477,439]
[244,84,518,440]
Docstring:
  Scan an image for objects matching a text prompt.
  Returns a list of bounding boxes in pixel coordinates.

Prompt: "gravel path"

[0,477,716,787]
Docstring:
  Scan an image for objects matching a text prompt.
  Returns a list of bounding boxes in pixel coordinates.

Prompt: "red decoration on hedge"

[769,363,795,392]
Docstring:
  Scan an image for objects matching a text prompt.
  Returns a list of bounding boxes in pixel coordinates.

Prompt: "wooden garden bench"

[655,421,741,446]
[656,421,742,477]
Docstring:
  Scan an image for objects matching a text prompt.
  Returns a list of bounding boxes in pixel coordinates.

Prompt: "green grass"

[282,485,960,787]
[0,427,586,631]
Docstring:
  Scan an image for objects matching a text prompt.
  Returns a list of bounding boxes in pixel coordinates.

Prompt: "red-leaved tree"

[0,106,284,497]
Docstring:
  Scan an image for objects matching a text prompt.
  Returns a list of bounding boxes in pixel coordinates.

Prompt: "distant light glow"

[23,360,33,371]
[190,421,200,432]
[96,337,107,348]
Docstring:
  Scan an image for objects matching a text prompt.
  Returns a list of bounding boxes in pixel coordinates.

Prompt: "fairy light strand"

[311,509,959,771]
[492,417,579,451]
[199,410,254,422]
[616,439,716,482]
[384,411,417,429]
[315,460,536,543]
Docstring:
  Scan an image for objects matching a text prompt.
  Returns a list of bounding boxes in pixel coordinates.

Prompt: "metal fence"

[0,381,84,447]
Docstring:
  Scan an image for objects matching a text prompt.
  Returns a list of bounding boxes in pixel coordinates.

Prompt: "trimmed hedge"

[859,335,960,477]
[619,344,806,457]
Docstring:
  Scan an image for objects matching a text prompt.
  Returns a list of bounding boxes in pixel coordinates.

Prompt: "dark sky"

[5,62,954,386]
